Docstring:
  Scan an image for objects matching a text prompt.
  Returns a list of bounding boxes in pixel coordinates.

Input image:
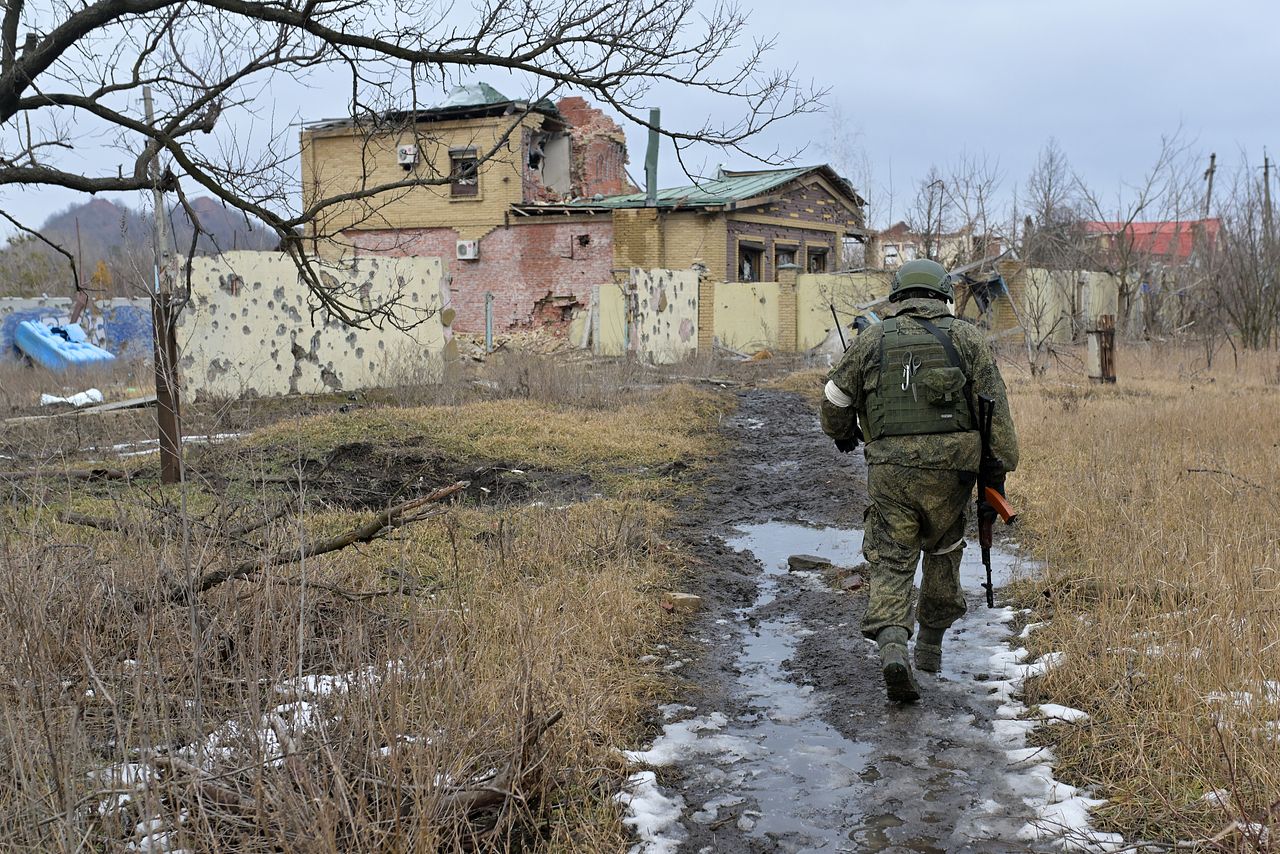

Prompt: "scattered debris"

[661,592,703,614]
[40,388,104,407]
[786,553,832,572]
[836,573,866,592]
[14,320,117,371]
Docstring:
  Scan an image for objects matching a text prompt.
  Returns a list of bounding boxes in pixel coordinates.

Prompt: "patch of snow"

[615,770,687,854]
[690,793,745,824]
[658,703,695,720]
[1035,703,1090,724]
[1006,746,1057,769]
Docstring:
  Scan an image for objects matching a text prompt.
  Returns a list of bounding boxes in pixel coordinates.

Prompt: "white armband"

[824,380,852,408]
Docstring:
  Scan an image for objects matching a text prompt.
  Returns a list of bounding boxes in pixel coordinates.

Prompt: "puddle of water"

[638,522,1054,853]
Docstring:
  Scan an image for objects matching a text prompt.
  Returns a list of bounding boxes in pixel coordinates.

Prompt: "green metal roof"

[427,83,511,110]
[579,166,819,209]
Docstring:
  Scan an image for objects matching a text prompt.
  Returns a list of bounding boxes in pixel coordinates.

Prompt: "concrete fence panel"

[177,251,450,398]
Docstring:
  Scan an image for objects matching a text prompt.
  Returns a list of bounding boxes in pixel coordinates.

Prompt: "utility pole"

[144,86,183,485]
[1263,150,1274,244]
[1201,153,1216,222]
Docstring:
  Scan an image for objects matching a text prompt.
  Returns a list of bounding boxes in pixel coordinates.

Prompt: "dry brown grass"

[1007,343,1280,848]
[0,357,151,415]
[0,383,728,852]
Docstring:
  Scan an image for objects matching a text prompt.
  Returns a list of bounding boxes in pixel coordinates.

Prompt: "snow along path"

[625,390,1121,854]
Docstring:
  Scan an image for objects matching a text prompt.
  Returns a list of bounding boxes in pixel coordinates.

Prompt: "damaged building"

[299,85,867,333]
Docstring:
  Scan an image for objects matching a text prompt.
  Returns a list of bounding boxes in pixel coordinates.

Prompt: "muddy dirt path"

[656,389,1052,853]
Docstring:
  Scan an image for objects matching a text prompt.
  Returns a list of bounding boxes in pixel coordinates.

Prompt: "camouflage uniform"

[821,297,1018,641]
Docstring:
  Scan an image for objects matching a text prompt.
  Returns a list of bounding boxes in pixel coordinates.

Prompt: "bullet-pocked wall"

[177,252,452,398]
[632,268,699,363]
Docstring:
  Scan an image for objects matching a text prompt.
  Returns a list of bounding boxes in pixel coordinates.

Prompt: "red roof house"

[1082,218,1221,262]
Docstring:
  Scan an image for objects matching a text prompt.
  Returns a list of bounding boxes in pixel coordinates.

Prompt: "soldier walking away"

[820,259,1019,703]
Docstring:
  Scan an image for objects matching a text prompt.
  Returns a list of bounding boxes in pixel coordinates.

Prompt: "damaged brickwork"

[556,96,635,198]
[348,218,613,334]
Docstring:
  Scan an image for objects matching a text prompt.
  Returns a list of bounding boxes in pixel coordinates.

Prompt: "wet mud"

[665,390,1050,853]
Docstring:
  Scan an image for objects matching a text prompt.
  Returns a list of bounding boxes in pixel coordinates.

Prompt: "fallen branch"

[177,480,468,601]
[1184,468,1269,492]
[56,509,131,532]
[227,504,292,538]
[3,467,127,482]
[666,375,742,388]
[150,754,260,814]
[432,710,564,816]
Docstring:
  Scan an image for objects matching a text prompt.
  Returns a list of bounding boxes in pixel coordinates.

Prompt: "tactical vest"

[865,314,975,440]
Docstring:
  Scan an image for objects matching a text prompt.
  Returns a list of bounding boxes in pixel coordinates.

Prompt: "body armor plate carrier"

[866,315,974,440]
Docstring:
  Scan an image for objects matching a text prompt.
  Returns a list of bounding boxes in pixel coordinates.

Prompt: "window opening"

[738,244,764,282]
[450,150,479,197]
[807,246,829,273]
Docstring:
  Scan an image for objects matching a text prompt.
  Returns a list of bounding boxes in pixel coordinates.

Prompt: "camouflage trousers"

[860,464,973,639]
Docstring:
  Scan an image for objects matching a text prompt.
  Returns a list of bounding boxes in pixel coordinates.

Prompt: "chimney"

[645,108,660,207]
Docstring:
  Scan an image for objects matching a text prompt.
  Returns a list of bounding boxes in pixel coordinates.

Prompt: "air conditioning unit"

[396,144,419,169]
[456,240,480,260]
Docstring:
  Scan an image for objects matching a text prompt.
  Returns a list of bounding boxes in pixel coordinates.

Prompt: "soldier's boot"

[914,626,945,674]
[876,626,920,703]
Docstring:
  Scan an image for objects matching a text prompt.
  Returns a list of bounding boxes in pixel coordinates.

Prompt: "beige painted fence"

[580,263,1129,358]
[576,268,699,363]
[713,271,892,353]
[177,251,453,398]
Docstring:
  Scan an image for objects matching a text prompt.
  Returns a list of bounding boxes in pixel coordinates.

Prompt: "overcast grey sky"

[637,0,1280,227]
[2,0,1277,233]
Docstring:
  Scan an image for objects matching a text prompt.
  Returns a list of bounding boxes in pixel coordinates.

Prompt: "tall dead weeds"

[0,380,726,851]
[1010,344,1280,848]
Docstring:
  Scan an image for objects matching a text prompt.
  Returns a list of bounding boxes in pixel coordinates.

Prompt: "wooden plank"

[2,394,156,425]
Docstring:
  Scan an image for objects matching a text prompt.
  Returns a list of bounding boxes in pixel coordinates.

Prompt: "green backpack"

[865,314,975,440]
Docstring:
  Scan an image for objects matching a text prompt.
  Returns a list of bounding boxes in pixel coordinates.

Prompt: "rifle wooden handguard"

[982,487,1017,524]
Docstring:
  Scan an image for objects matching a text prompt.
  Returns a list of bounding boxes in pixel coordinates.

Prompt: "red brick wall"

[556,96,635,198]
[347,219,614,333]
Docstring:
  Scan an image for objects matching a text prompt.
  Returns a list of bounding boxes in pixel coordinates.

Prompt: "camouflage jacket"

[821,298,1019,473]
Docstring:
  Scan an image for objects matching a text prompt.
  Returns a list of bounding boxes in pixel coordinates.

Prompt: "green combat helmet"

[890,258,954,302]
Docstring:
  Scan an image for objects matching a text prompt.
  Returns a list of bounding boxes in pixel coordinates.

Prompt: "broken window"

[775,246,796,268]
[738,243,764,283]
[807,246,830,273]
[450,149,479,197]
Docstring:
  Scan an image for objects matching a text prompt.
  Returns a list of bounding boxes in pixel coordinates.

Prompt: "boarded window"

[450,151,479,197]
[738,243,764,282]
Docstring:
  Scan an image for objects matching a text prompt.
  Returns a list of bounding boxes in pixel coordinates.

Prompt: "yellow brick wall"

[697,273,716,350]
[300,115,541,242]
[776,267,798,351]
[661,212,727,275]
[610,209,727,276]
[611,208,661,272]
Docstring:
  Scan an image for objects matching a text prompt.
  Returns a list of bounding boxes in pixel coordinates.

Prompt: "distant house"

[300,84,867,332]
[1081,219,1221,265]
[868,221,1002,271]
[541,165,868,284]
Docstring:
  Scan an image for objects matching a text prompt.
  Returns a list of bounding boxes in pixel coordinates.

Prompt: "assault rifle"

[976,394,1017,608]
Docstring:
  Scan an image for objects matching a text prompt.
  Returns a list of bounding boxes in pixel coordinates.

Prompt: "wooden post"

[1087,314,1117,384]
